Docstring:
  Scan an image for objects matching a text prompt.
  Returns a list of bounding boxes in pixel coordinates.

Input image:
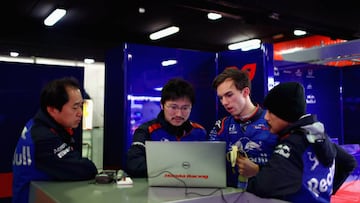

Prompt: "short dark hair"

[40,77,81,112]
[212,68,251,91]
[160,78,195,105]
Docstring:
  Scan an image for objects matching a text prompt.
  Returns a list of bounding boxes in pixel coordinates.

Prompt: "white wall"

[83,63,105,127]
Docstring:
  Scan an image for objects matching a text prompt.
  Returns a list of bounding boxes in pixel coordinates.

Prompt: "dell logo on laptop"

[182,161,191,169]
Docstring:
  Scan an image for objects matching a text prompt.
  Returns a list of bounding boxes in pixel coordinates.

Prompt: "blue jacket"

[246,114,357,203]
[209,106,278,188]
[126,110,207,178]
[12,110,98,203]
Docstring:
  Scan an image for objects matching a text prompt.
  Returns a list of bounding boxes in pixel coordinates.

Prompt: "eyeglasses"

[165,104,192,113]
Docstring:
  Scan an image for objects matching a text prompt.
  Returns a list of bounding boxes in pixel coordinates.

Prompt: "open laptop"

[145,141,227,188]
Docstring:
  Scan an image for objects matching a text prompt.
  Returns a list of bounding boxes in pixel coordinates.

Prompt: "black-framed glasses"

[165,104,192,113]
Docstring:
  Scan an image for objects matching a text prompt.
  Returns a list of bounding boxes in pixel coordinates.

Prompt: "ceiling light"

[149,26,180,40]
[10,52,19,57]
[139,7,145,13]
[228,39,261,51]
[207,13,222,20]
[84,58,95,64]
[294,29,307,36]
[44,8,66,26]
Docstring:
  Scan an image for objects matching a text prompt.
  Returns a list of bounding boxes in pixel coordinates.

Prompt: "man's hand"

[237,156,259,178]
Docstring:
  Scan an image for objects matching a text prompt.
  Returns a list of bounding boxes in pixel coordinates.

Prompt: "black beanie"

[264,82,306,122]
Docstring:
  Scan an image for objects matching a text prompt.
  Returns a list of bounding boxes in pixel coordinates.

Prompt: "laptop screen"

[145,141,227,188]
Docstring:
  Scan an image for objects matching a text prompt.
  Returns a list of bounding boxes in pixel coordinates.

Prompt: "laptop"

[145,141,227,188]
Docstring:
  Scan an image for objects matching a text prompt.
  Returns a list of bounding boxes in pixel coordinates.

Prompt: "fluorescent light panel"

[149,26,180,40]
[207,12,222,20]
[84,58,95,64]
[138,7,145,13]
[44,8,66,26]
[294,29,307,36]
[228,39,261,51]
[10,52,19,57]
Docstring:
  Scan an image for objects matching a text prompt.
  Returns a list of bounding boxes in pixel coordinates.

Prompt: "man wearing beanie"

[236,82,357,203]
[263,82,306,123]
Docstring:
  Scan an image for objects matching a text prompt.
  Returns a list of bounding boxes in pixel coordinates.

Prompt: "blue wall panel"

[273,62,342,142]
[217,44,272,118]
[124,43,217,165]
[104,43,272,169]
[342,66,360,144]
[103,46,126,169]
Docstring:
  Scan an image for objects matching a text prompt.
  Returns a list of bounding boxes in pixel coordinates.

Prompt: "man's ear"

[242,87,251,96]
[46,106,59,117]
[160,104,164,110]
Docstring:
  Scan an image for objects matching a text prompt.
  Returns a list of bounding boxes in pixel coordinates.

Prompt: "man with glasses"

[126,78,207,178]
